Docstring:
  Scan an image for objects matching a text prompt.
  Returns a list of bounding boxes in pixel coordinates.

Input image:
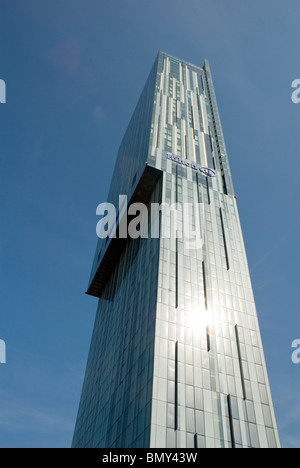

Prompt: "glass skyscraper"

[72,52,280,449]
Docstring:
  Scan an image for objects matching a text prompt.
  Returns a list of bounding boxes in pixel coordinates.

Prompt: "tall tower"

[72,52,280,448]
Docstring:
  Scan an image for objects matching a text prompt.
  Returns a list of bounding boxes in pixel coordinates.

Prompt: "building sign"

[166,153,216,177]
[199,167,216,177]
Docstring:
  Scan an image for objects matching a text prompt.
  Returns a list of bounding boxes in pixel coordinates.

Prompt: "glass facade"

[72,52,281,448]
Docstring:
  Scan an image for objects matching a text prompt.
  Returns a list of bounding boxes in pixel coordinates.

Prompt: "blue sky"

[0,0,299,448]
